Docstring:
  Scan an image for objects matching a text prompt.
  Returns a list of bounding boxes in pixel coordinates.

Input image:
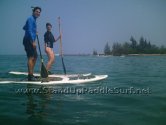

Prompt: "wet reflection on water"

[25,84,63,121]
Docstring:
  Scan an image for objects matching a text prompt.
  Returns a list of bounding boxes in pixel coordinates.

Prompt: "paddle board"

[9,71,91,77]
[0,75,108,85]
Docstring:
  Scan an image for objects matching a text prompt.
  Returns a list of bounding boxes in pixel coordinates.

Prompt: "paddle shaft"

[36,35,43,61]
[58,17,63,57]
[36,35,48,78]
[58,17,66,75]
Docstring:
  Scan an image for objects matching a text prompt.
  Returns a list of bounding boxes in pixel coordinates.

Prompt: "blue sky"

[0,0,166,55]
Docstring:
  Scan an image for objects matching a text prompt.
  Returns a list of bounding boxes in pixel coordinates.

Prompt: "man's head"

[46,23,52,31]
[32,6,41,18]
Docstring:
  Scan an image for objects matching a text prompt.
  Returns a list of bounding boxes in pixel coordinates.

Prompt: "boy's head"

[46,23,52,31]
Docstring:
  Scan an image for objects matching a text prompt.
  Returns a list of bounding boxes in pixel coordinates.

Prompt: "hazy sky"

[0,0,166,55]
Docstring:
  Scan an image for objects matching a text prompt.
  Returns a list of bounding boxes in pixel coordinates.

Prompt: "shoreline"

[96,54,166,57]
[127,54,166,56]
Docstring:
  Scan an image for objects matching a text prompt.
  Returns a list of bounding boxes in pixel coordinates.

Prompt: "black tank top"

[44,31,55,48]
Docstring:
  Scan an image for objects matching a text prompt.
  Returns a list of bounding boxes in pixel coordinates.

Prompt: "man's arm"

[27,18,36,48]
[27,18,36,43]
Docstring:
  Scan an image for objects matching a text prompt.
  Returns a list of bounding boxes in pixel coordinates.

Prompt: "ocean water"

[0,55,166,125]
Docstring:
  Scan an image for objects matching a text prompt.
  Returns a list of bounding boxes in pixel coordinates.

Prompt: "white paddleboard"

[0,75,108,85]
[9,71,91,77]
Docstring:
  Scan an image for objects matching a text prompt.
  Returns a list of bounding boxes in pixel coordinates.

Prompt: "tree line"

[93,36,166,56]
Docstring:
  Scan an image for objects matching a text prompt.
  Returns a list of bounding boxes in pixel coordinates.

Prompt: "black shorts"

[23,37,37,58]
[45,41,53,48]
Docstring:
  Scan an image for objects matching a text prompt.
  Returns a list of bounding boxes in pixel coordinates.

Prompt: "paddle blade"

[41,62,48,78]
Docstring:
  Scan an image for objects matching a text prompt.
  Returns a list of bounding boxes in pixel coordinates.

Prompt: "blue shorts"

[23,37,37,58]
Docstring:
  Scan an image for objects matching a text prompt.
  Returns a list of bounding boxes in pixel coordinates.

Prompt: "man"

[23,7,41,81]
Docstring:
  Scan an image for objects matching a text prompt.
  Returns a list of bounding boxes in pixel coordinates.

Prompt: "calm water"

[0,55,166,125]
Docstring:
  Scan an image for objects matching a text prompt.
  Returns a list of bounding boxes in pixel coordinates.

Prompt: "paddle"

[58,17,67,75]
[36,35,48,78]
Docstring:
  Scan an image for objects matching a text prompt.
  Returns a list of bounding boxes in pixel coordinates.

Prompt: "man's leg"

[27,48,37,80]
[23,37,38,81]
[28,57,37,75]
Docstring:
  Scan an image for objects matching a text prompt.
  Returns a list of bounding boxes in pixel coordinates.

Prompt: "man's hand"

[32,42,36,49]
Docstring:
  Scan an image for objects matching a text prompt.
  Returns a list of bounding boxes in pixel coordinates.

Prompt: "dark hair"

[46,23,52,27]
[32,6,41,12]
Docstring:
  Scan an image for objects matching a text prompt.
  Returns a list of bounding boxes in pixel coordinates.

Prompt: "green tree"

[112,42,123,56]
[93,49,98,55]
[138,36,144,53]
[104,42,111,55]
[160,45,166,54]
[147,41,151,49]
[130,36,137,49]
[105,36,166,56]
